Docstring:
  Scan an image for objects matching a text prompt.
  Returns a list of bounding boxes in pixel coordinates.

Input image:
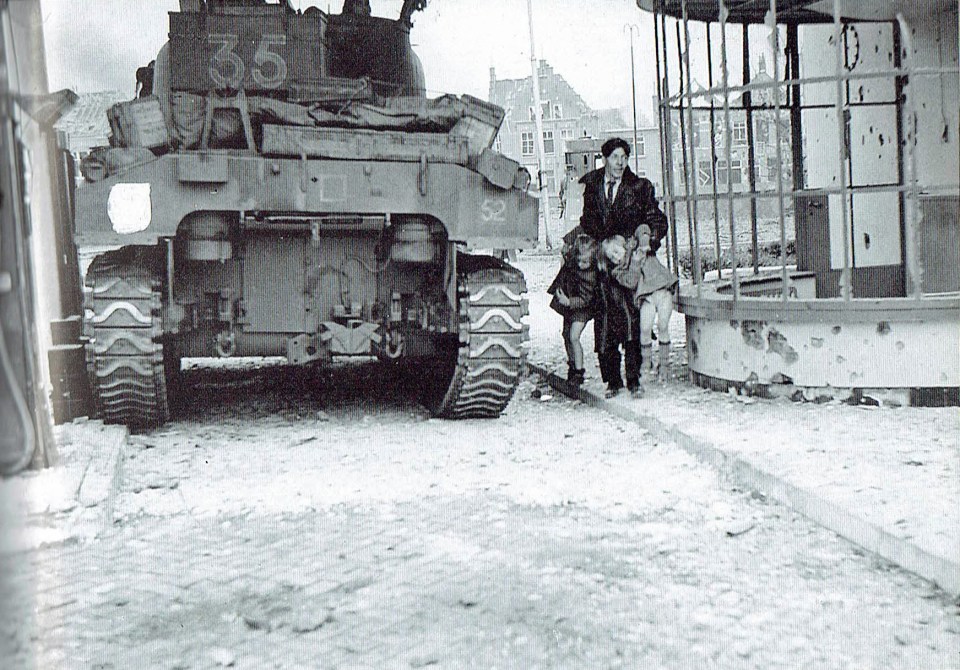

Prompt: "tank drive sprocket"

[83,247,178,428]
[425,254,528,419]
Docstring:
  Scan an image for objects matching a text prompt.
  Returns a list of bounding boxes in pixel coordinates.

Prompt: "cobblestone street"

[2,361,958,669]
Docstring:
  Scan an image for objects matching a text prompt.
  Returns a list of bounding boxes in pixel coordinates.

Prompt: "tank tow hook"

[215,330,236,357]
[384,330,405,360]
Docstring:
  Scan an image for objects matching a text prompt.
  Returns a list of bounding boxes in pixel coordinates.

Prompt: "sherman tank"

[73,0,538,428]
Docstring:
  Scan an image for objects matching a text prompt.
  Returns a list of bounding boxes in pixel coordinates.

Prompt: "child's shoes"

[567,366,585,386]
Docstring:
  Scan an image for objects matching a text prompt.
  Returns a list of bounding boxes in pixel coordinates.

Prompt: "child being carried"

[609,224,678,380]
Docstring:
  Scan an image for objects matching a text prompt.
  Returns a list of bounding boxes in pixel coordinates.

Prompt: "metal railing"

[648,0,960,303]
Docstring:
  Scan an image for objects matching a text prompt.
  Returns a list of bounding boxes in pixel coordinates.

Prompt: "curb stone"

[527,362,960,597]
[0,421,127,554]
[74,422,126,515]
[59,420,128,543]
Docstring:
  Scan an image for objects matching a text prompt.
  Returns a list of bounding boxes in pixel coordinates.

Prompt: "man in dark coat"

[578,137,669,397]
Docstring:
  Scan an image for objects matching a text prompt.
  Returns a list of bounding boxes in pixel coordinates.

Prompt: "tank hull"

[68,2,538,427]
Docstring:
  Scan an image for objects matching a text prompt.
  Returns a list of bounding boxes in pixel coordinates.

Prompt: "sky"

[38,0,664,122]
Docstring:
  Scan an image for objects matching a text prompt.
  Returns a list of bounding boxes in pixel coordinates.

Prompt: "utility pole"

[625,24,641,174]
[526,0,552,249]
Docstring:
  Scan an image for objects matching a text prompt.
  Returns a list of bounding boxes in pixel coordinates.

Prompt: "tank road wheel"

[83,247,174,429]
[424,254,529,419]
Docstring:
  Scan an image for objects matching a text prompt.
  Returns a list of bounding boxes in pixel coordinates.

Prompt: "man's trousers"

[598,339,641,390]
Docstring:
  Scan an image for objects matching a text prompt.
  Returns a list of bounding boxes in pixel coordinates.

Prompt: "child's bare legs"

[651,289,674,379]
[638,289,674,380]
[638,299,656,376]
[562,317,588,383]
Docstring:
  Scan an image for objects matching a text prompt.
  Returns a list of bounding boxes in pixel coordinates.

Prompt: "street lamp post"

[624,23,641,174]
[527,0,552,249]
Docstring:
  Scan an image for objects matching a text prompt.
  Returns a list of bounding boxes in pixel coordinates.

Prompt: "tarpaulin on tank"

[307,95,468,132]
[168,92,316,149]
[165,90,504,151]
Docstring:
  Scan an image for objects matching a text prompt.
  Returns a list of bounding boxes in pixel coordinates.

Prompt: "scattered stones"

[209,647,235,667]
[242,612,273,632]
[408,653,440,667]
[724,521,756,537]
[290,606,335,633]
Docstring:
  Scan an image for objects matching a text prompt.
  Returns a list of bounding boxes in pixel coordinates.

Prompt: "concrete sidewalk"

[0,420,126,555]
[528,360,960,597]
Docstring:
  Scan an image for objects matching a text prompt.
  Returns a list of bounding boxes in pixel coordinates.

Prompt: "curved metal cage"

[646,0,959,302]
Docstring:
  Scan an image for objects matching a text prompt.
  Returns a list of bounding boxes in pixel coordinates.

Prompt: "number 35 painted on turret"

[208,33,288,89]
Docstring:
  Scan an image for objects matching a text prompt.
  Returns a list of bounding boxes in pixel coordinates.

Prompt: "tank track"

[83,248,174,429]
[430,255,529,419]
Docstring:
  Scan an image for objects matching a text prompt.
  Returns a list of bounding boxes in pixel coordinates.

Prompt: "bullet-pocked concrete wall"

[684,304,960,389]
[799,23,903,271]
[677,9,958,399]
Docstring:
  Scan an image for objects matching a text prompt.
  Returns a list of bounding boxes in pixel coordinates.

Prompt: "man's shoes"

[604,386,623,399]
[567,367,585,386]
[628,384,645,399]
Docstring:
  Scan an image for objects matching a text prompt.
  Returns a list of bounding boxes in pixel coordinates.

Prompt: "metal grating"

[638,0,835,24]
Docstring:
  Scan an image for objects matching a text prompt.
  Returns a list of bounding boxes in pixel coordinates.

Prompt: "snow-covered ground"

[1,249,956,669]
[3,355,955,669]
[515,251,960,575]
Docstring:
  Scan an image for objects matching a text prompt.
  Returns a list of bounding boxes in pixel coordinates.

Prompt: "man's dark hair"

[601,137,631,158]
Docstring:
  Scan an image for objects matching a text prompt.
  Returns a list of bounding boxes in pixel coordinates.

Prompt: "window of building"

[756,119,769,144]
[733,121,747,144]
[528,107,536,121]
[729,158,743,184]
[553,104,562,119]
[543,130,555,154]
[637,169,647,178]
[494,135,502,153]
[636,134,645,157]
[561,128,573,139]
[698,121,712,148]
[716,158,728,185]
[521,131,534,156]
[766,155,778,181]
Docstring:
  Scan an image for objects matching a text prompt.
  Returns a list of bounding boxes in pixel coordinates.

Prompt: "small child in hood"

[547,234,598,386]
